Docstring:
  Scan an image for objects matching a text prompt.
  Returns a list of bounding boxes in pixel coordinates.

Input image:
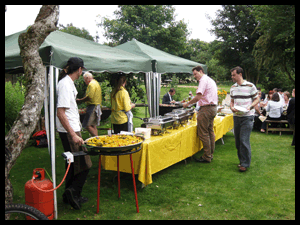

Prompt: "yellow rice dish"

[86,135,144,148]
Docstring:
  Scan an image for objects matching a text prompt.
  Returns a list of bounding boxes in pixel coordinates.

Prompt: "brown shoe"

[239,166,247,172]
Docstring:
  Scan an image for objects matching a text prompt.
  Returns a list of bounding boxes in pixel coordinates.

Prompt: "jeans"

[233,116,254,168]
[59,132,90,197]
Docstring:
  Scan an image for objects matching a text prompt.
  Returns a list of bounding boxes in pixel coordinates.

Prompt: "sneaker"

[64,188,81,210]
[62,192,68,204]
[78,196,89,204]
[194,156,210,163]
[239,166,247,172]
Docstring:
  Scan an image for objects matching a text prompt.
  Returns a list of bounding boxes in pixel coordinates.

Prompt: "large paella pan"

[83,134,145,154]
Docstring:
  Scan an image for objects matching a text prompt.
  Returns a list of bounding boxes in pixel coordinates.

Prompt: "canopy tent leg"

[154,72,161,117]
[50,65,57,219]
[145,72,153,117]
[45,65,58,219]
[44,69,50,154]
[145,70,161,118]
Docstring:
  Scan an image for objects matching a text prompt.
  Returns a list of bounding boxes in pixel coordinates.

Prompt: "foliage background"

[7,4,296,135]
[5,82,25,135]
[67,5,294,94]
[58,5,296,118]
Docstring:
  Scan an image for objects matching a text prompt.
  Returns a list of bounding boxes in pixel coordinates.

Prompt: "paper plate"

[259,115,267,122]
[221,108,232,114]
[234,106,249,112]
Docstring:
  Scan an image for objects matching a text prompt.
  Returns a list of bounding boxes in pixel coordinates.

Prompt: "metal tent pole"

[145,72,153,118]
[44,67,50,154]
[156,73,161,117]
[49,65,57,219]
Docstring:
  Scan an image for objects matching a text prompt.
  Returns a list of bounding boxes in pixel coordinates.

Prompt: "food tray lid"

[172,109,187,114]
[148,116,173,123]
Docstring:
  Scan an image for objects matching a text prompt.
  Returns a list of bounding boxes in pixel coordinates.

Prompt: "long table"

[101,114,234,186]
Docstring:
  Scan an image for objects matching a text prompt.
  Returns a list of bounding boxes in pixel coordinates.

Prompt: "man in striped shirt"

[230,66,260,172]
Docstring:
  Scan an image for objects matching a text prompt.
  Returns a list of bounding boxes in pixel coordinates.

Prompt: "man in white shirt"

[56,57,92,210]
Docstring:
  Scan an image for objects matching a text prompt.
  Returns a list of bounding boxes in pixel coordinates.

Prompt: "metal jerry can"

[25,168,54,220]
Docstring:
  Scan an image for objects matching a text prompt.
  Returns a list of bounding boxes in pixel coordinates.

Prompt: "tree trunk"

[244,69,249,81]
[255,72,260,86]
[5,5,59,213]
[283,61,295,83]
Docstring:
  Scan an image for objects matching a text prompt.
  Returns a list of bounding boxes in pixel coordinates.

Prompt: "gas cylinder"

[25,168,54,220]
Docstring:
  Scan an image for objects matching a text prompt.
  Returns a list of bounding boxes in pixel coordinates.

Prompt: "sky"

[5,5,222,43]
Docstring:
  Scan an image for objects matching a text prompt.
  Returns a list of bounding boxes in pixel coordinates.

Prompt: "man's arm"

[254,102,262,116]
[57,107,84,145]
[130,102,136,110]
[77,83,92,103]
[76,95,90,104]
[230,99,239,113]
[183,93,202,108]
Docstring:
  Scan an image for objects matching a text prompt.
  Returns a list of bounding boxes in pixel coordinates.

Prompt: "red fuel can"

[25,168,54,220]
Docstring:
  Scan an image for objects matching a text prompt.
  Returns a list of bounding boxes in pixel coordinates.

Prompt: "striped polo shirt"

[230,80,258,117]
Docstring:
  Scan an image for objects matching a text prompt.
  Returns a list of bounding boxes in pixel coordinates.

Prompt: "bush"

[5,81,25,135]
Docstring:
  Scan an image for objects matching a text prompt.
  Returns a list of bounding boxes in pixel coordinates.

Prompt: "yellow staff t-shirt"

[85,79,102,106]
[111,86,131,124]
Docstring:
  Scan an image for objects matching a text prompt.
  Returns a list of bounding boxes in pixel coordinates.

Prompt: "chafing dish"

[165,109,190,127]
[182,107,195,120]
[171,109,186,115]
[142,116,174,135]
[148,115,173,123]
[183,107,194,114]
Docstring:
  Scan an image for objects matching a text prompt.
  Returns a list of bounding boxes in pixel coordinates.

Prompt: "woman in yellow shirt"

[111,75,135,134]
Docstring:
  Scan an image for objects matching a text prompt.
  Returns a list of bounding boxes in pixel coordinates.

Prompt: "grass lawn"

[10,121,295,220]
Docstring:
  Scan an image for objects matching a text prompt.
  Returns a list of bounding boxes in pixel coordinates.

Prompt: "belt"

[201,104,217,107]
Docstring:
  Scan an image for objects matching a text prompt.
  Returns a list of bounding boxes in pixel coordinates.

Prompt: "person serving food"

[56,57,92,210]
[77,72,102,137]
[162,88,176,104]
[183,66,218,163]
[111,74,135,134]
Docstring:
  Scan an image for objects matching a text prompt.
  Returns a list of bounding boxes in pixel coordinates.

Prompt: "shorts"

[82,105,99,128]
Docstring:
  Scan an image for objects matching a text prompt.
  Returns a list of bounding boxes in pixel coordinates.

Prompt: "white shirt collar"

[168,92,172,101]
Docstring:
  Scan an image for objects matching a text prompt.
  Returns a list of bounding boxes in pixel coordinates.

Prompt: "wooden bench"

[265,120,294,135]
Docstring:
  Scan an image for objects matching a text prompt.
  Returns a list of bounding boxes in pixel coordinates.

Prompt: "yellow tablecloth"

[101,114,233,186]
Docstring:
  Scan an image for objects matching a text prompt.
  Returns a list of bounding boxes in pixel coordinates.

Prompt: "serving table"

[101,114,234,187]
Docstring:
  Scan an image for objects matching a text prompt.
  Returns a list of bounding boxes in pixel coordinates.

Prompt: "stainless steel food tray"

[165,111,189,126]
[147,115,173,123]
[143,119,175,130]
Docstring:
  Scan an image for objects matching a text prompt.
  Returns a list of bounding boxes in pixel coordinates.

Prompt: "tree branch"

[5,5,59,207]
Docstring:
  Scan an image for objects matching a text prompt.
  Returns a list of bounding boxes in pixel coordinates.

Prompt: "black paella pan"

[82,134,145,155]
